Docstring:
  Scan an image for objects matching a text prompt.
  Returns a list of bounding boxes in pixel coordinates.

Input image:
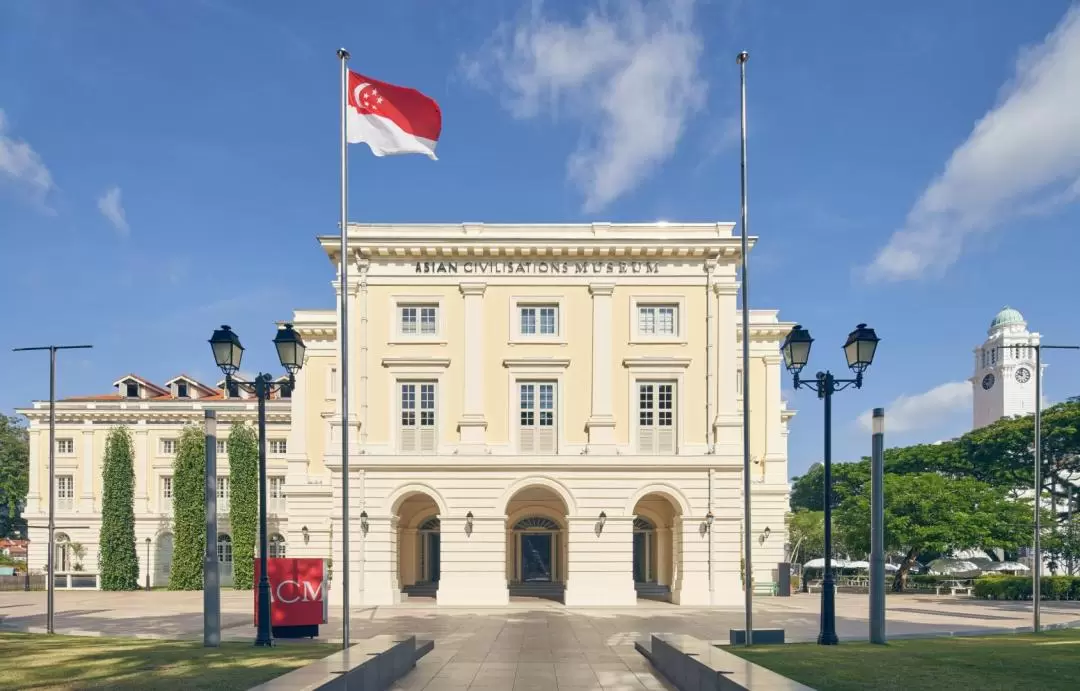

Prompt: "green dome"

[990,306,1025,330]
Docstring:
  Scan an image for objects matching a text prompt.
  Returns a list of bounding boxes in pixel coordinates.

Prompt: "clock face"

[1015,367,1031,384]
[982,373,996,390]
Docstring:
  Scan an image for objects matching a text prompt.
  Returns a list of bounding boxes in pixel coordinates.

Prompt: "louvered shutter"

[400,427,418,454]
[519,426,536,454]
[658,427,675,454]
[638,425,656,454]
[537,426,556,454]
[420,427,436,454]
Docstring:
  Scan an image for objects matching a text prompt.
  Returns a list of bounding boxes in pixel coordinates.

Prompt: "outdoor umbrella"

[983,561,1030,573]
[927,558,982,577]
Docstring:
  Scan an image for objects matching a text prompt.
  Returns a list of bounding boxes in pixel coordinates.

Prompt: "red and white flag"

[346,70,442,159]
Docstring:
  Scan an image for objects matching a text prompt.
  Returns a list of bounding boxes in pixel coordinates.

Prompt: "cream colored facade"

[22,222,795,607]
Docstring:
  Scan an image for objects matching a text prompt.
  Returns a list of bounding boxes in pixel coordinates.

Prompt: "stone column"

[457,282,488,451]
[358,514,399,605]
[563,515,636,606]
[437,515,509,606]
[134,423,149,514]
[27,427,41,514]
[401,528,418,586]
[79,422,95,513]
[330,277,361,453]
[713,282,740,457]
[586,283,617,451]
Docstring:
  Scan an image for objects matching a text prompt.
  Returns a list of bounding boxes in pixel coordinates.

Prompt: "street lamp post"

[780,323,880,646]
[145,537,152,591]
[208,323,306,647]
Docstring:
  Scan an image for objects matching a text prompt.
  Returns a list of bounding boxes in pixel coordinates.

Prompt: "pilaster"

[563,515,636,606]
[457,282,489,452]
[79,422,95,513]
[359,514,400,605]
[134,423,149,514]
[27,427,41,513]
[713,282,741,454]
[586,283,617,452]
[326,461,365,607]
[437,515,509,606]
[330,277,361,454]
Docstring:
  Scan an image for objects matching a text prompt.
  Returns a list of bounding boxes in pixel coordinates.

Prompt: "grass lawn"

[0,632,339,690]
[730,628,1080,691]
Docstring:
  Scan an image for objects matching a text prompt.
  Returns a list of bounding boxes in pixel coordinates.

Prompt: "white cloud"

[465,0,705,211]
[0,108,54,202]
[97,185,129,236]
[857,381,972,434]
[866,5,1080,281]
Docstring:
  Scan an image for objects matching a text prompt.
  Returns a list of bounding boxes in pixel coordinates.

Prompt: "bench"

[752,581,777,596]
[248,634,434,691]
[636,633,814,691]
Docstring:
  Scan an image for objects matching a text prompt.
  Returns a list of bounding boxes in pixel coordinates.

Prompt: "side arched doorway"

[395,492,441,599]
[155,532,173,587]
[632,492,682,602]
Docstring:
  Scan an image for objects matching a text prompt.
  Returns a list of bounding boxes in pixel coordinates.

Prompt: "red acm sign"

[253,558,328,629]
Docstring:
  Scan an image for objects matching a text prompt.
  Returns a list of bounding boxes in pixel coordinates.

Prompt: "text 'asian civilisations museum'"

[21,222,795,607]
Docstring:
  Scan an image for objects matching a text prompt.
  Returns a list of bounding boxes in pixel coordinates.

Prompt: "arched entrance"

[395,492,440,599]
[155,532,173,586]
[505,485,569,601]
[632,492,682,601]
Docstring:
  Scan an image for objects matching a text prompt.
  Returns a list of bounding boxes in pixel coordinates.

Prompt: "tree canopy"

[0,414,29,539]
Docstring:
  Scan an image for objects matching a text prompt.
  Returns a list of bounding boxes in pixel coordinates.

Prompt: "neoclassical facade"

[23,222,795,607]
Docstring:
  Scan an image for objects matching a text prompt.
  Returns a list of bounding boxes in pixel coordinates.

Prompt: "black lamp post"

[780,322,880,646]
[145,537,151,590]
[209,323,305,647]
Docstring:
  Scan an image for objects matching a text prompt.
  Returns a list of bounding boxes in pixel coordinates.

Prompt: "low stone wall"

[637,633,814,691]
[249,635,433,691]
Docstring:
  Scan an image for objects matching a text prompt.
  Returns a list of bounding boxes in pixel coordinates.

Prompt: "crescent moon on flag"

[353,82,371,108]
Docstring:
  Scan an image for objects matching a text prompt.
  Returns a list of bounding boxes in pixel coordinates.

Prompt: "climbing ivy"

[169,425,205,590]
[228,422,258,590]
[98,427,139,590]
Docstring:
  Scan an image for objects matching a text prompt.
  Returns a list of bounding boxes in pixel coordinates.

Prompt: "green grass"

[0,632,338,690]
[730,628,1080,691]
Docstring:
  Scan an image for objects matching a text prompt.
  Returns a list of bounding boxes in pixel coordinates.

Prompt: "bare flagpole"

[336,46,352,650]
[737,49,753,647]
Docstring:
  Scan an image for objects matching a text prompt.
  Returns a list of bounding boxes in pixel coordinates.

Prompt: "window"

[638,305,677,336]
[399,382,436,453]
[55,533,71,572]
[125,381,139,398]
[56,438,74,455]
[269,534,286,558]
[216,439,227,455]
[217,534,232,564]
[176,381,189,398]
[160,439,177,455]
[279,382,292,399]
[638,383,675,454]
[217,476,230,502]
[57,475,74,511]
[269,439,287,456]
[269,476,286,513]
[400,304,438,336]
[518,382,556,453]
[160,476,173,500]
[328,367,338,399]
[519,305,558,336]
[226,380,240,398]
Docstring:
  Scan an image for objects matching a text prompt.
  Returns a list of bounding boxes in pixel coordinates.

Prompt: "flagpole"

[336,46,352,650]
[737,49,753,647]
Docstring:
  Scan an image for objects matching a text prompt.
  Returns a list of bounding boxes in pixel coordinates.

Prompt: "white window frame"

[381,357,449,454]
[269,533,287,558]
[160,475,173,513]
[623,357,691,455]
[509,296,567,345]
[326,366,338,401]
[630,296,687,344]
[398,380,438,454]
[217,476,230,502]
[56,438,75,456]
[216,439,228,456]
[268,439,288,456]
[503,358,570,454]
[388,295,446,344]
[269,476,286,513]
[160,438,178,456]
[636,380,677,454]
[517,380,558,454]
[56,474,74,511]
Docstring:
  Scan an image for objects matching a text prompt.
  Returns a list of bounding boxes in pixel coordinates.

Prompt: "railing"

[52,571,100,589]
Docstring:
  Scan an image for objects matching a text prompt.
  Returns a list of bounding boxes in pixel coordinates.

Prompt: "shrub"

[98,427,140,590]
[169,425,205,590]
[227,423,258,590]
[973,575,1080,600]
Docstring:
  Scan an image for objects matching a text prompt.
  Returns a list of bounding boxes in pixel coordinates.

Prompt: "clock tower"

[971,306,1042,429]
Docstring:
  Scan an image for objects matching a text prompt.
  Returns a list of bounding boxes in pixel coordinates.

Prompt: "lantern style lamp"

[780,324,813,377]
[209,325,244,376]
[843,323,880,376]
[273,323,306,375]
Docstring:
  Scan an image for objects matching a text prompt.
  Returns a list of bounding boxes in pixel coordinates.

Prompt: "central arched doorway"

[632,492,682,602]
[395,492,441,599]
[504,484,569,601]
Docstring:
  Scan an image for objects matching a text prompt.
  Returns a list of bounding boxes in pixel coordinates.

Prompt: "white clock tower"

[971,306,1042,429]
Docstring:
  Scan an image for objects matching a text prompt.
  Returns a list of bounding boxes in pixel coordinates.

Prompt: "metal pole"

[145,539,151,590]
[204,409,220,647]
[819,373,838,645]
[870,408,885,644]
[1034,345,1042,633]
[737,48,753,647]
[47,347,55,635]
[256,376,272,646]
[337,46,352,650]
[11,343,93,634]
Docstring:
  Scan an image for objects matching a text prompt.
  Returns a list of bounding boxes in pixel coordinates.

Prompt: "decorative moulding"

[622,356,692,369]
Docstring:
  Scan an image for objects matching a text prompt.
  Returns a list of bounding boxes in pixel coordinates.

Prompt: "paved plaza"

[3,591,1080,690]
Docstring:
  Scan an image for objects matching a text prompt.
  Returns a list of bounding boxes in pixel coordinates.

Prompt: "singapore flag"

[346,70,442,159]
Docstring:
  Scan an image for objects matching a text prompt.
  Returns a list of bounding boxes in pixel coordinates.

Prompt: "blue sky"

[2,0,1079,478]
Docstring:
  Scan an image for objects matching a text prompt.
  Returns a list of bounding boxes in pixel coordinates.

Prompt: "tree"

[836,473,1031,591]
[0,414,29,539]
[790,460,870,512]
[98,427,139,590]
[70,542,86,571]
[1044,516,1080,576]
[788,510,826,564]
[228,423,258,590]
[169,425,205,590]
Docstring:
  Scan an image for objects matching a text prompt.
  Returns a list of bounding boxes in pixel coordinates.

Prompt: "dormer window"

[227,381,240,398]
[125,381,139,398]
[176,382,189,399]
